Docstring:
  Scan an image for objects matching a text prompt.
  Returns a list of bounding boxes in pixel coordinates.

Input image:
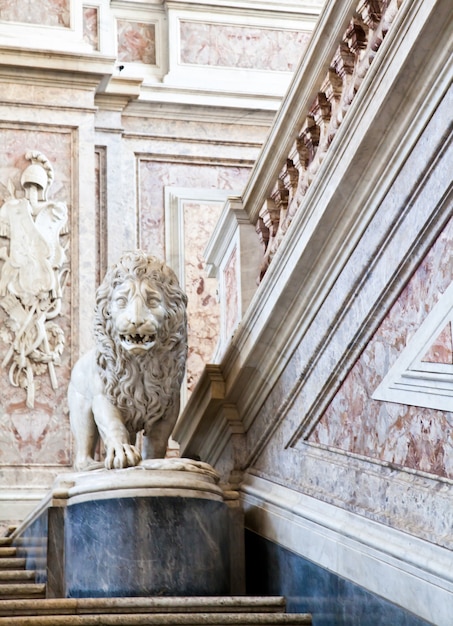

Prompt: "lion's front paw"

[105,443,142,469]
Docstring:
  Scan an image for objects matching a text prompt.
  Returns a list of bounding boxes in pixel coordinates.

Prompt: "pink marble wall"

[310,216,453,479]
[224,245,238,340]
[0,128,73,468]
[183,201,222,393]
[180,21,310,71]
[83,6,99,51]
[117,19,156,65]
[0,0,70,27]
[138,159,251,392]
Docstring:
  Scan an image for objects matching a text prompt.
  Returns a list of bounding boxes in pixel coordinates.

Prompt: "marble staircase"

[0,533,312,625]
[0,535,45,601]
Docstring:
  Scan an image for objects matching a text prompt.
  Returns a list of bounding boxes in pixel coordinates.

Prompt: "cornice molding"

[95,76,143,111]
[164,0,323,18]
[137,82,282,111]
[0,46,115,90]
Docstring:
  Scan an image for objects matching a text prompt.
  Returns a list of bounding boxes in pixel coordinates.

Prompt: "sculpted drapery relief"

[0,151,69,409]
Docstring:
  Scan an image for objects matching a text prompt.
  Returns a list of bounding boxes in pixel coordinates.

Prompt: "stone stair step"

[0,547,16,558]
[0,558,26,570]
[2,526,17,537]
[0,597,312,623]
[0,583,46,599]
[0,597,289,617]
[0,570,36,583]
[0,539,12,547]
[0,613,312,625]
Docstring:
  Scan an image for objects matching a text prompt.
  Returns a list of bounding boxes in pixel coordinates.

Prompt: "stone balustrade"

[255,0,402,279]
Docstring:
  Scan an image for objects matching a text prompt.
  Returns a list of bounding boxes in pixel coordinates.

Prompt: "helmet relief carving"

[0,151,69,408]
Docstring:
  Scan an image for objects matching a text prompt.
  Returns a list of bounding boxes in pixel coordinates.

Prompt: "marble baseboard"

[245,531,432,626]
[242,474,452,626]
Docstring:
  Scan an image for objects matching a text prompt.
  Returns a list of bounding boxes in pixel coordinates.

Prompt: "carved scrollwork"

[0,151,69,408]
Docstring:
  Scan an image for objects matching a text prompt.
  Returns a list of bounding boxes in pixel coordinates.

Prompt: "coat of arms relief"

[0,151,69,409]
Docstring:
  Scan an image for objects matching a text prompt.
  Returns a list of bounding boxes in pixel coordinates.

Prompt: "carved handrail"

[241,0,402,280]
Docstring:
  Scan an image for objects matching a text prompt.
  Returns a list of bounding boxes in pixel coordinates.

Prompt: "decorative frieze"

[179,21,311,72]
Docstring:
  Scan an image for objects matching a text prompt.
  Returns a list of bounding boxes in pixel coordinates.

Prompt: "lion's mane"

[93,251,188,435]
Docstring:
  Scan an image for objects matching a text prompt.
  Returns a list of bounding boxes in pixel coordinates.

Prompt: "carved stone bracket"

[258,0,401,280]
[0,151,69,408]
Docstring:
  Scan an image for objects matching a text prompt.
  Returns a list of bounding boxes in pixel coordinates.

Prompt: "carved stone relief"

[0,151,69,409]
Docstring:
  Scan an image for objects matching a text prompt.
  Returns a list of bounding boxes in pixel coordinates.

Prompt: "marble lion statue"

[68,250,188,470]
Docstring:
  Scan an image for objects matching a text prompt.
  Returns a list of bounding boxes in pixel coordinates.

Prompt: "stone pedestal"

[12,459,242,598]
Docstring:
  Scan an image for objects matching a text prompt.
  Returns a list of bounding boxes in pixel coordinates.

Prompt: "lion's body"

[68,251,188,471]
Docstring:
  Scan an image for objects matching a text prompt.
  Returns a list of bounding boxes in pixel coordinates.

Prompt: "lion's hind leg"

[142,414,177,460]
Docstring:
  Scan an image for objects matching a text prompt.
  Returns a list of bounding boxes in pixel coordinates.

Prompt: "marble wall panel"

[0,0,70,27]
[137,159,251,392]
[180,21,310,72]
[123,114,270,146]
[0,127,73,468]
[310,216,453,479]
[83,6,99,51]
[117,19,156,65]
[183,201,222,393]
[138,159,251,257]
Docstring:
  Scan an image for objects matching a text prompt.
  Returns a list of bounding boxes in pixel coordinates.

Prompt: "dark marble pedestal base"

[65,494,230,597]
[12,459,240,598]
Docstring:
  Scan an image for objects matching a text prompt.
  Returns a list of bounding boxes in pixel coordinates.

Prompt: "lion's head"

[93,250,188,433]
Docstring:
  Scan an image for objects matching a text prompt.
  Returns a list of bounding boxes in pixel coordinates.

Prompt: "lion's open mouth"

[120,333,156,351]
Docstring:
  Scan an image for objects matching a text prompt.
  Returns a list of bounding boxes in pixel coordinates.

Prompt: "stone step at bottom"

[0,597,290,616]
[0,597,311,624]
[0,613,312,625]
